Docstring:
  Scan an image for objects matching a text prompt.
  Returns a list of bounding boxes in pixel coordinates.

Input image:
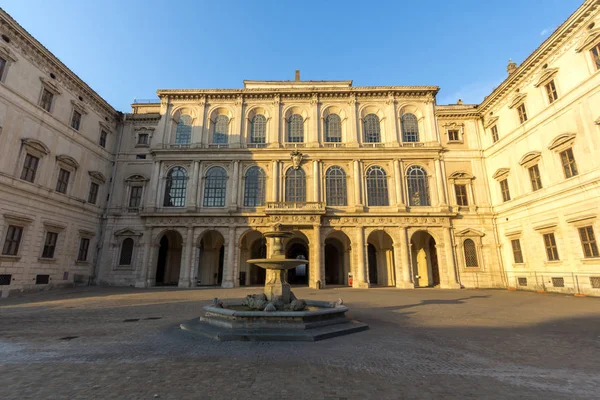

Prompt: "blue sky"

[2,0,583,111]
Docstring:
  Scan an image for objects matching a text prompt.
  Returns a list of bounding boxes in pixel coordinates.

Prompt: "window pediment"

[575,28,600,52]
[88,171,106,183]
[548,133,576,151]
[533,222,558,232]
[455,228,485,237]
[483,116,499,129]
[43,220,67,231]
[449,171,474,181]
[3,212,34,225]
[114,228,143,237]
[70,99,88,114]
[39,76,62,95]
[0,44,17,62]
[534,68,559,87]
[492,168,510,180]
[22,138,50,155]
[56,155,79,170]
[508,93,527,109]
[125,174,149,183]
[78,229,96,237]
[518,151,542,166]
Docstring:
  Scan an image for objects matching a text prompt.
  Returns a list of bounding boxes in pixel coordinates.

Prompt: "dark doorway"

[368,243,378,285]
[155,236,168,284]
[324,241,343,285]
[217,245,224,285]
[429,239,440,286]
[250,239,266,285]
[286,242,309,286]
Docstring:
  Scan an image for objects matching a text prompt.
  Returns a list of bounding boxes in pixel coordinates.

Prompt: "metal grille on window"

[21,154,39,182]
[363,114,381,143]
[0,274,11,285]
[552,277,565,288]
[288,114,304,143]
[325,114,342,142]
[366,166,388,206]
[326,166,347,206]
[42,231,58,258]
[560,148,578,178]
[463,239,478,267]
[204,167,227,207]
[35,274,49,284]
[2,225,22,256]
[407,166,430,206]
[285,167,306,202]
[175,115,192,145]
[213,115,229,144]
[401,113,419,142]
[518,277,528,287]
[163,167,187,207]
[250,115,266,144]
[243,167,265,207]
[119,238,134,265]
[590,276,600,289]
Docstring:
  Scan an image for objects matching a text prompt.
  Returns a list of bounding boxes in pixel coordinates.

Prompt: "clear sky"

[2,0,583,111]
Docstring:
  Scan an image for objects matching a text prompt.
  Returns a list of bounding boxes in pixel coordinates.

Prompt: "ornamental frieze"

[324,216,447,227]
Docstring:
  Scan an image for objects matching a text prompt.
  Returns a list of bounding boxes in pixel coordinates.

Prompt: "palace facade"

[1,1,600,296]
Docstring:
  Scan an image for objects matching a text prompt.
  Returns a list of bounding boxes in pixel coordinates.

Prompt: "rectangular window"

[500,179,511,202]
[560,148,578,178]
[448,130,460,142]
[517,103,528,124]
[543,233,559,261]
[2,225,23,256]
[136,155,146,160]
[40,88,54,112]
[129,186,143,208]
[41,231,58,259]
[0,56,6,79]
[88,182,99,204]
[591,42,600,70]
[511,239,524,263]
[528,164,542,191]
[138,133,149,145]
[545,80,558,104]
[77,238,90,261]
[99,130,108,148]
[455,184,468,206]
[579,226,599,258]
[491,125,499,143]
[56,168,70,193]
[20,153,40,183]
[71,110,82,130]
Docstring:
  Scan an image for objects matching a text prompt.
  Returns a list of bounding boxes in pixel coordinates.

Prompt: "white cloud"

[540,28,550,36]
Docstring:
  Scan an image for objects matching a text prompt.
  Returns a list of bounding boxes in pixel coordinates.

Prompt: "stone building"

[1,1,599,295]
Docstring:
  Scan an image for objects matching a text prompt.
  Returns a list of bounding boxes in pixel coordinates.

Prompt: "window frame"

[243,166,266,207]
[41,231,58,259]
[491,125,499,143]
[511,238,524,264]
[288,114,304,143]
[2,225,23,256]
[579,226,599,258]
[560,148,578,179]
[174,114,192,145]
[517,103,528,124]
[77,237,91,262]
[285,167,306,202]
[20,153,40,183]
[499,179,511,202]
[56,168,71,194]
[70,109,82,131]
[366,165,389,207]
[203,166,228,208]
[406,165,430,207]
[528,164,543,191]
[463,239,479,267]
[325,166,348,206]
[543,232,560,261]
[119,237,135,266]
[163,167,187,208]
[87,181,99,204]
[454,184,468,206]
[212,115,229,145]
[363,113,381,143]
[325,114,342,143]
[401,113,419,143]
[545,80,558,104]
[250,114,267,146]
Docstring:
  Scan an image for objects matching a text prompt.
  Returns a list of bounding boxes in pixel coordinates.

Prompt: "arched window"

[285,167,306,202]
[243,166,266,207]
[366,166,388,206]
[325,166,347,206]
[213,115,229,144]
[363,114,381,143]
[288,114,304,143]
[163,167,187,207]
[402,113,419,142]
[407,166,430,206]
[250,114,266,145]
[464,239,478,267]
[119,238,134,266]
[203,167,227,207]
[325,114,342,143]
[175,115,192,144]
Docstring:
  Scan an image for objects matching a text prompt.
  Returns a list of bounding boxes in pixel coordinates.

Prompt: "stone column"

[467,182,476,212]
[354,228,368,288]
[353,160,363,210]
[434,159,448,207]
[271,97,281,147]
[189,160,200,209]
[222,227,236,288]
[312,225,323,289]
[137,228,153,288]
[272,160,279,202]
[179,226,194,287]
[393,159,403,208]
[397,227,413,288]
[313,159,320,202]
[310,96,320,147]
[147,161,161,209]
[231,98,243,148]
[195,98,206,146]
[443,227,461,288]
[230,160,239,211]
[350,97,360,147]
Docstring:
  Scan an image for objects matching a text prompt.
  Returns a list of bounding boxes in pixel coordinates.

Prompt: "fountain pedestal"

[265,269,291,303]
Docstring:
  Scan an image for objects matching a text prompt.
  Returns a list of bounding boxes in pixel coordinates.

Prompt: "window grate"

[551,277,565,288]
[518,277,527,287]
[590,276,600,289]
[0,274,11,285]
[35,274,50,284]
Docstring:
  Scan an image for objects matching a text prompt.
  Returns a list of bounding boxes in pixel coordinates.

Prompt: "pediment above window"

[548,133,576,151]
[39,76,62,95]
[70,99,88,114]
[0,44,17,62]
[56,155,79,170]
[575,28,600,52]
[114,228,143,237]
[508,93,527,109]
[534,68,559,87]
[449,171,474,181]
[492,168,510,180]
[21,138,50,155]
[78,229,96,237]
[88,171,106,183]
[43,220,67,231]
[100,121,114,133]
[455,228,485,237]
[125,174,149,183]
[483,116,499,129]
[518,151,542,166]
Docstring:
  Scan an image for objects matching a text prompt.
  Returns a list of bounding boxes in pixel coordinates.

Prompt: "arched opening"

[196,230,225,286]
[411,231,440,287]
[324,231,351,285]
[239,229,267,286]
[286,235,309,286]
[154,230,183,286]
[367,230,395,286]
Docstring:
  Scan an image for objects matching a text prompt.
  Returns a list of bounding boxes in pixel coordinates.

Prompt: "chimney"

[507,59,517,75]
[295,70,300,81]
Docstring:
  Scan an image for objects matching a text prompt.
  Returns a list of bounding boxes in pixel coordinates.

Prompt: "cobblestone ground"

[1,286,599,399]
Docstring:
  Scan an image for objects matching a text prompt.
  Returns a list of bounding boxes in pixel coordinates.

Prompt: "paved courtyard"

[1,286,599,399]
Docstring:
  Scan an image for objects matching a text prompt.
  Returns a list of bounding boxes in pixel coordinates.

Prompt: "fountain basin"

[180,300,369,341]
[246,258,307,270]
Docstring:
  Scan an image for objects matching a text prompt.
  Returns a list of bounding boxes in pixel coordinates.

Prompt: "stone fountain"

[180,228,368,341]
